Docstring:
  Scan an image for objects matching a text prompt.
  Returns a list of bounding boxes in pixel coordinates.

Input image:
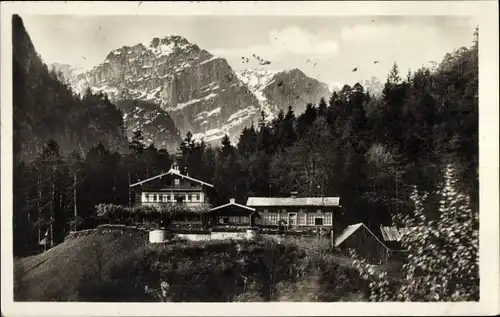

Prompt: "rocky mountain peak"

[54,35,334,149]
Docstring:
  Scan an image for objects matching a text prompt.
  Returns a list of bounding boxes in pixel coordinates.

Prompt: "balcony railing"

[142,201,206,205]
[140,201,211,209]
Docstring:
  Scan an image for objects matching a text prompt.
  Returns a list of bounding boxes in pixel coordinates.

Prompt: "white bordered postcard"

[1,1,499,316]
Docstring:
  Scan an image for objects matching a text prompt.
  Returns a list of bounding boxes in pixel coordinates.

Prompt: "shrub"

[352,164,479,301]
[95,203,211,227]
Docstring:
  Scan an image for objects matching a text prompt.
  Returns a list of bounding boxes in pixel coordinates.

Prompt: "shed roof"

[211,198,256,212]
[335,223,389,250]
[246,197,340,207]
[130,168,214,188]
[380,226,402,241]
[335,223,363,247]
[380,226,413,242]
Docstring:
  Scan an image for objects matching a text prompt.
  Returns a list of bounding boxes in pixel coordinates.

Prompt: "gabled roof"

[246,197,340,207]
[335,223,363,247]
[211,198,256,212]
[129,168,214,188]
[335,223,389,250]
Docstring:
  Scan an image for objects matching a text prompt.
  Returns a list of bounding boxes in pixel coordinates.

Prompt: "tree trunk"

[128,172,131,207]
[74,172,78,232]
[37,177,41,243]
[50,180,54,248]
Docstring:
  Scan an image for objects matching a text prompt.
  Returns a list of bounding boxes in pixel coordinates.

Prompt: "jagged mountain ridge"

[55,35,332,147]
[235,67,331,119]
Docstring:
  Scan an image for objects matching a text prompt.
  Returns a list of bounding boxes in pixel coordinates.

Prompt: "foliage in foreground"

[75,238,367,302]
[95,203,211,226]
[352,164,479,301]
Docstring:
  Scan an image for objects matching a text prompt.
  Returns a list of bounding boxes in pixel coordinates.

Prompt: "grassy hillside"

[14,226,372,302]
[14,225,149,301]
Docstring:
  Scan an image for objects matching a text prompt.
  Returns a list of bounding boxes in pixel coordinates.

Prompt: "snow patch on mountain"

[51,34,335,148]
[236,68,279,121]
[168,93,218,112]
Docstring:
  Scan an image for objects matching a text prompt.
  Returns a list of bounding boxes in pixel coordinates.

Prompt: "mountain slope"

[56,36,331,146]
[236,68,331,118]
[14,225,149,301]
[59,36,263,145]
[114,99,181,152]
[13,15,128,162]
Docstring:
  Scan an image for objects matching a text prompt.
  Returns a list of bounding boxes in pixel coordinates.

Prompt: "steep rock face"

[58,36,333,147]
[50,62,85,84]
[235,68,279,121]
[263,69,331,115]
[65,36,263,146]
[237,68,331,117]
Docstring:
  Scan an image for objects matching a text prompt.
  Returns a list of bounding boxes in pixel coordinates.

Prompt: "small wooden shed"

[335,223,390,264]
[380,225,409,261]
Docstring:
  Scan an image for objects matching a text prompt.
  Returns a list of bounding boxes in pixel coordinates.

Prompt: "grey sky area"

[22,15,478,87]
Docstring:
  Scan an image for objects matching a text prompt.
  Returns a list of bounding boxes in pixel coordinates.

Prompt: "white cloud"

[340,24,439,44]
[210,26,339,57]
[336,22,476,85]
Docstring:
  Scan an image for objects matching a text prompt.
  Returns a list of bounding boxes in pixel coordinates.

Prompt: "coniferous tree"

[214,135,243,202]
[354,165,479,302]
[237,124,258,158]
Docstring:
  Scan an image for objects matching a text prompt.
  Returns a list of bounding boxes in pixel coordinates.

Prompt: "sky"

[21,15,478,88]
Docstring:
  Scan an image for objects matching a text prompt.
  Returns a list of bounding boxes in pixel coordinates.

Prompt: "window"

[265,213,279,225]
[195,194,200,201]
[174,179,180,186]
[298,209,306,225]
[145,194,150,202]
[152,194,157,202]
[324,212,332,225]
[220,217,229,224]
[307,213,315,226]
[187,194,191,202]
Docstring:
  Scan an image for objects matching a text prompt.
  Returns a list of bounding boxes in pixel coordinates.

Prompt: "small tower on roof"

[171,162,180,172]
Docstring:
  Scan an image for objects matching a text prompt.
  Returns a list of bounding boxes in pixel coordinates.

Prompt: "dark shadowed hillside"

[12,14,129,163]
[14,225,369,302]
[14,225,150,301]
[114,99,182,153]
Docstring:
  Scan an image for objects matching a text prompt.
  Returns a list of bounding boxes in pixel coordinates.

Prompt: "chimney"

[230,198,235,203]
[290,191,298,198]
